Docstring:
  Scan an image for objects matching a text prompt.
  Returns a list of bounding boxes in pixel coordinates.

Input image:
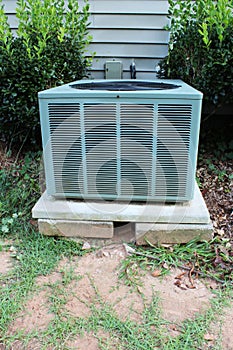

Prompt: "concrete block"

[38,219,113,238]
[68,222,136,248]
[32,183,210,225]
[32,182,212,243]
[136,223,213,245]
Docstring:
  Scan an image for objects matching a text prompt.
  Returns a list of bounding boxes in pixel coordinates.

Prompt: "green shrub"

[0,0,92,150]
[158,0,233,109]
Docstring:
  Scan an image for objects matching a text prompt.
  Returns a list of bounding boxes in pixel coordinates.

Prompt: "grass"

[0,150,232,349]
[2,270,232,350]
[0,152,86,335]
[120,237,233,287]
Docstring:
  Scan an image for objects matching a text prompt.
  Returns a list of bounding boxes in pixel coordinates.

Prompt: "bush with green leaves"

[158,0,233,109]
[0,0,92,150]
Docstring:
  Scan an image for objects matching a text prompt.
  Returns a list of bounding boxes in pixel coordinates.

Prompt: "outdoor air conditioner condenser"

[38,80,203,202]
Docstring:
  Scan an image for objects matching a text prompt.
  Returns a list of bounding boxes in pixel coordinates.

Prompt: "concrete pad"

[136,223,213,245]
[38,219,113,238]
[32,183,210,224]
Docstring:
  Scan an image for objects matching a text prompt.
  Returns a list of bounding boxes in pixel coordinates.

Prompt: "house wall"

[2,0,169,79]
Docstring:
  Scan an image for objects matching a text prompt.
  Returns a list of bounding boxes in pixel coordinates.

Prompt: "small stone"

[103,251,110,257]
[96,250,109,258]
[204,333,216,341]
[162,262,169,269]
[96,250,104,258]
[9,246,17,253]
[82,242,91,250]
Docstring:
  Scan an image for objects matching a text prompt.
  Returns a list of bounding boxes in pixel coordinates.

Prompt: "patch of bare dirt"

[3,339,44,350]
[36,270,62,287]
[66,332,100,350]
[0,251,13,275]
[64,246,213,324]
[65,274,95,318]
[221,304,233,350]
[141,268,213,322]
[4,245,233,349]
[67,245,146,322]
[65,330,118,350]
[8,290,54,334]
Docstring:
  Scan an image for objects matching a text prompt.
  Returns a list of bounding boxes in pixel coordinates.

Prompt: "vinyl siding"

[2,0,169,79]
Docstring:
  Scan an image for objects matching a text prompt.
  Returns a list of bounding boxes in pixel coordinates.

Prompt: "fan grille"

[70,80,181,91]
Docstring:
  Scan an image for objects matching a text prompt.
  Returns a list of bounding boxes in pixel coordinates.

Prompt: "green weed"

[120,238,232,288]
[7,277,233,349]
[0,153,85,336]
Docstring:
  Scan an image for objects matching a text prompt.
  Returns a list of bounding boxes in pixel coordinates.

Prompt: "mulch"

[197,156,233,244]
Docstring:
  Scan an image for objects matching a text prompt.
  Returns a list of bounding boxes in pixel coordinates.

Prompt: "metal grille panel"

[120,104,154,197]
[48,103,82,194]
[156,104,192,198]
[46,101,197,202]
[84,104,117,197]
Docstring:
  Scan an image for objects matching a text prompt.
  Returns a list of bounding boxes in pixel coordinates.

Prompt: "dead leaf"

[174,280,187,290]
[151,269,161,277]
[186,284,196,289]
[188,264,195,287]
[29,219,38,227]
[175,272,186,280]
[213,251,228,269]
[174,280,181,287]
[216,229,225,236]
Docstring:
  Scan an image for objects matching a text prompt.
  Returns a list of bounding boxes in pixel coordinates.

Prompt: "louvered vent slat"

[49,103,82,194]
[155,104,192,198]
[120,104,154,197]
[84,104,117,196]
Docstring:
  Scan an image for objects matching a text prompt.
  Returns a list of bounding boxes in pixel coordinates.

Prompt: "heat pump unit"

[38,80,202,202]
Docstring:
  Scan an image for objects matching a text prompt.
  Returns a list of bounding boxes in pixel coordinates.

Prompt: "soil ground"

[1,244,232,349]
